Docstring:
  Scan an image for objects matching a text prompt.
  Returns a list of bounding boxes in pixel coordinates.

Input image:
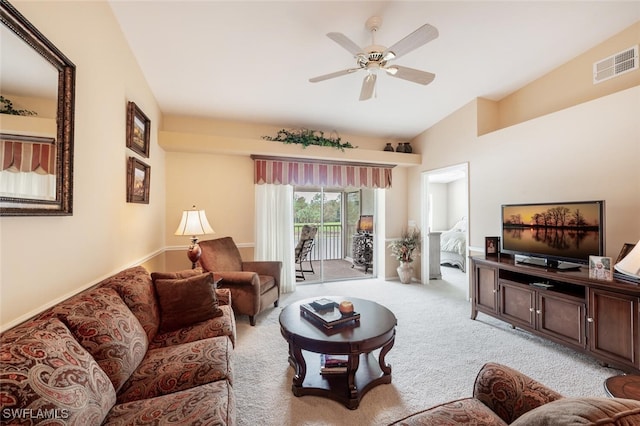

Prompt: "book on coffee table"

[300,302,360,329]
[320,354,348,374]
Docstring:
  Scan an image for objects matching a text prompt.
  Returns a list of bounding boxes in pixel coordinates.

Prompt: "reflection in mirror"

[1,133,56,200]
[0,0,75,215]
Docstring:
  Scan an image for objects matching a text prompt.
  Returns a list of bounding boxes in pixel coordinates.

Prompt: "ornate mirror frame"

[0,0,75,216]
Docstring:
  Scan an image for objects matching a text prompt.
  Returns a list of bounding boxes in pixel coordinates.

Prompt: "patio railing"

[295,223,356,260]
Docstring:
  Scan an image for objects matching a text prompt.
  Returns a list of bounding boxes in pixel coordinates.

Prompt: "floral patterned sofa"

[389,362,640,425]
[0,266,237,425]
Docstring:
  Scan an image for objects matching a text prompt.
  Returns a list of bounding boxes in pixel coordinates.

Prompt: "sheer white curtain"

[255,183,296,293]
[0,171,56,200]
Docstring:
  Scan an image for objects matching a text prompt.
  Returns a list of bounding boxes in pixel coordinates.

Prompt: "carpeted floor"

[232,266,622,425]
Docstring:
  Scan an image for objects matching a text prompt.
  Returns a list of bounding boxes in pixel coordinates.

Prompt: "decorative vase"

[403,142,413,153]
[396,143,405,153]
[383,143,394,152]
[397,261,414,284]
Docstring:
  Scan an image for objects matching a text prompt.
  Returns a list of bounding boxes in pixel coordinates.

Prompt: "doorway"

[421,163,470,298]
[293,187,375,283]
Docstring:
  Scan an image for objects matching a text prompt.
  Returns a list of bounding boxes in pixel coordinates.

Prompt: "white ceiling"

[109,1,640,140]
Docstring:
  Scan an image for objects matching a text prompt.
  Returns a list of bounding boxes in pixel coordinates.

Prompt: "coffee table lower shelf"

[290,349,391,410]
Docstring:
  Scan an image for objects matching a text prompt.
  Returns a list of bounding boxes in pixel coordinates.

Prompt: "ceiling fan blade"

[327,32,363,56]
[309,68,360,83]
[386,65,435,85]
[359,73,377,101]
[383,23,438,61]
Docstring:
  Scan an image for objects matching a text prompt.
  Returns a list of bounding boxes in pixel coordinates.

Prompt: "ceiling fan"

[309,16,438,101]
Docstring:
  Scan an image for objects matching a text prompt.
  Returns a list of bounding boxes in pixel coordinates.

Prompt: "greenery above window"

[0,95,37,116]
[262,128,356,151]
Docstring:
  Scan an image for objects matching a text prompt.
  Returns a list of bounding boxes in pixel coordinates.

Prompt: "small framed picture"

[127,157,150,204]
[126,101,150,157]
[615,243,637,264]
[485,236,500,257]
[589,256,613,281]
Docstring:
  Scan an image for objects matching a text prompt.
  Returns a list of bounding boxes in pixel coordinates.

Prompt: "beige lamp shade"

[614,240,640,279]
[175,207,214,237]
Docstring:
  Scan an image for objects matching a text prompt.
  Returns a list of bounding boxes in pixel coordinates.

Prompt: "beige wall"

[409,23,640,275]
[0,1,165,330]
[495,22,640,131]
[161,115,412,281]
[410,86,640,259]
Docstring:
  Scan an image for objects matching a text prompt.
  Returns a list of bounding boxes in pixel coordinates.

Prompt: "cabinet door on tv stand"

[588,288,639,369]
[472,262,498,319]
[499,280,536,329]
[538,292,586,350]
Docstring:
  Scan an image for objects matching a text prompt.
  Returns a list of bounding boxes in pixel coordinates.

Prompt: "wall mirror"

[0,0,75,216]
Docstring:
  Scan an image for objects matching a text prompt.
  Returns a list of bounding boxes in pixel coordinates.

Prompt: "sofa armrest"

[215,288,231,306]
[473,362,563,424]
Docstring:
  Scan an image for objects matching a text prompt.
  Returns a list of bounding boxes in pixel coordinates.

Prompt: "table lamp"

[614,240,640,281]
[175,205,215,268]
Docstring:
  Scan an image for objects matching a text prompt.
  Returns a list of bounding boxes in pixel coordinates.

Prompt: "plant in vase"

[388,228,421,283]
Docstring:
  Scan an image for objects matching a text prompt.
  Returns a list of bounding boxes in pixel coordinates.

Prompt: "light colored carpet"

[232,266,622,425]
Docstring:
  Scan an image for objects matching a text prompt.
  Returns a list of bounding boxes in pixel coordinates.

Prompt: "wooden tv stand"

[471,255,640,373]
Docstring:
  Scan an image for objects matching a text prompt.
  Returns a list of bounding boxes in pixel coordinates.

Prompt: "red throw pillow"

[153,272,223,332]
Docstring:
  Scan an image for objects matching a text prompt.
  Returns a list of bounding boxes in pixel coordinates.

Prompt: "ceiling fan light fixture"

[382,51,396,61]
[385,66,399,75]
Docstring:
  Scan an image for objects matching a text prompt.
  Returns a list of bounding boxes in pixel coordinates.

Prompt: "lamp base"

[187,239,202,269]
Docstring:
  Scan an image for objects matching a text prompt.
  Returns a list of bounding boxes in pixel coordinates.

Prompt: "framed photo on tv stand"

[485,236,500,258]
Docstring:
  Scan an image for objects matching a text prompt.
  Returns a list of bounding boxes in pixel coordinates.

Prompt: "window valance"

[1,135,56,175]
[252,155,393,189]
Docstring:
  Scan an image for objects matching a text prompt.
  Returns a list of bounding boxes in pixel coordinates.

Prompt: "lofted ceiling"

[109,1,640,140]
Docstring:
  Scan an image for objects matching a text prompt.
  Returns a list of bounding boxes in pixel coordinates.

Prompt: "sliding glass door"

[294,187,373,283]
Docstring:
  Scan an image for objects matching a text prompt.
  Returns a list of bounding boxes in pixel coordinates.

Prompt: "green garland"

[0,95,37,116]
[262,128,356,151]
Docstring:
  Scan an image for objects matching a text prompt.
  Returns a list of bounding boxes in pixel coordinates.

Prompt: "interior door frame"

[420,163,470,298]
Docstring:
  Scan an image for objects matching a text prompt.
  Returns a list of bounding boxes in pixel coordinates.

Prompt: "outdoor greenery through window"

[294,189,364,263]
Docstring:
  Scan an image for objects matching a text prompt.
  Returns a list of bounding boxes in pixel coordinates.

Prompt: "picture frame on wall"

[126,101,150,157]
[127,157,150,204]
[589,255,613,281]
[485,236,500,257]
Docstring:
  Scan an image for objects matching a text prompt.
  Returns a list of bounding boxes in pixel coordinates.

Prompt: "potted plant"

[388,228,421,283]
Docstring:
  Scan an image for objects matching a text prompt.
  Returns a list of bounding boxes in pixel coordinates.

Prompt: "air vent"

[593,45,638,84]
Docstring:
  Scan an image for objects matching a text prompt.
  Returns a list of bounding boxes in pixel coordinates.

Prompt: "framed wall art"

[126,101,150,157]
[127,157,150,204]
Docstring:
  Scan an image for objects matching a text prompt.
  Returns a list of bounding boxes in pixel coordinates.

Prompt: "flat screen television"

[501,200,605,270]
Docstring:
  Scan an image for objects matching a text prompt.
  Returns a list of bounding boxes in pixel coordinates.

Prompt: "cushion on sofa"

[154,272,224,333]
[104,379,235,425]
[511,397,640,425]
[49,287,148,393]
[151,268,204,281]
[473,362,563,423]
[98,266,161,342]
[150,304,237,349]
[0,318,116,425]
[388,397,508,426]
[116,335,233,403]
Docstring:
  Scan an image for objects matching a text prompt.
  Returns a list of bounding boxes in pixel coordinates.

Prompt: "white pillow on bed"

[452,217,467,232]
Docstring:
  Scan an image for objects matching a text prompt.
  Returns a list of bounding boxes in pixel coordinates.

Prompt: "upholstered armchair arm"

[473,362,563,424]
[242,261,282,289]
[215,288,231,306]
[214,271,260,287]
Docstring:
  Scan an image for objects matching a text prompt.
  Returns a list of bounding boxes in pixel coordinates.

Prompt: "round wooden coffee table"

[279,296,397,409]
[605,375,640,400]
